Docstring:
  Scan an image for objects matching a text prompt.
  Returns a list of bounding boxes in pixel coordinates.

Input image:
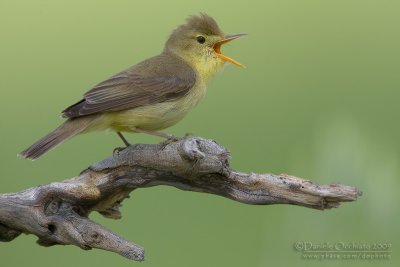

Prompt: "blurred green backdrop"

[1,0,399,266]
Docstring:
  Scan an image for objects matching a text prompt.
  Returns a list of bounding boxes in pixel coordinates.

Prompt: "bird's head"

[164,14,246,80]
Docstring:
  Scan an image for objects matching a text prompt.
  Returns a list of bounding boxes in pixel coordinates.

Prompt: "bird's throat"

[194,56,225,82]
[166,49,224,83]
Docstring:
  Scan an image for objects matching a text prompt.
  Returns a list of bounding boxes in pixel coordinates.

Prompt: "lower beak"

[213,33,247,68]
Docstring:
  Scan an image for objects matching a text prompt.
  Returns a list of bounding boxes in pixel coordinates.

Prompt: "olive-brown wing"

[62,57,196,118]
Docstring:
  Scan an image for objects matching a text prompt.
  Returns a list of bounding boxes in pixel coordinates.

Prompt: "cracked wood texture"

[0,137,362,261]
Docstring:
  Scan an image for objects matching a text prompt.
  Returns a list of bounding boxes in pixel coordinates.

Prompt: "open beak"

[213,33,247,68]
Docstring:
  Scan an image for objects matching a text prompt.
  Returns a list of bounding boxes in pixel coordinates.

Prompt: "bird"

[19,13,246,160]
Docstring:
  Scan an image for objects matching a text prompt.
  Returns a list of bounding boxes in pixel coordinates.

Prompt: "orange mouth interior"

[213,34,246,68]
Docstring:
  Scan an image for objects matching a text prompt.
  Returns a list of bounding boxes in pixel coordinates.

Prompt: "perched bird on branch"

[19,13,245,160]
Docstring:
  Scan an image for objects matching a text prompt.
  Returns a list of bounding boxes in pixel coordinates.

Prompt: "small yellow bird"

[19,14,245,160]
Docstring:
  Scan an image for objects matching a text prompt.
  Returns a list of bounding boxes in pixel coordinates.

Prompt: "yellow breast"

[101,81,207,132]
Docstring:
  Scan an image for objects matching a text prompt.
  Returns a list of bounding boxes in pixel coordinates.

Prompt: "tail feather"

[19,117,93,160]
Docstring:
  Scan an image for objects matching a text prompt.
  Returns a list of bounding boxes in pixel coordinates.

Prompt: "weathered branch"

[0,137,361,261]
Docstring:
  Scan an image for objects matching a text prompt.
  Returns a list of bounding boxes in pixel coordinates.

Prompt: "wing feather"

[62,54,196,118]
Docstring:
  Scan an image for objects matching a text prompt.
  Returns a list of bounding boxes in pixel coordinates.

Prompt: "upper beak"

[213,33,247,68]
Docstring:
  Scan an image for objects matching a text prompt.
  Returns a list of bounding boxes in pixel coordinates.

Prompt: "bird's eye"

[196,36,206,44]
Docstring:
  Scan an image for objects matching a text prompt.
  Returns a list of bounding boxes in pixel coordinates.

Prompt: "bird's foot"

[113,146,127,157]
[183,132,194,138]
[160,133,193,149]
[160,136,179,148]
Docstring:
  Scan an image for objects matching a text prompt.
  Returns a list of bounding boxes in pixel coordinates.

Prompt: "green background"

[1,0,399,266]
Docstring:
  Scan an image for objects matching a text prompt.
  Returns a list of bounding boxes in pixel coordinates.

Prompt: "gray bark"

[0,137,362,261]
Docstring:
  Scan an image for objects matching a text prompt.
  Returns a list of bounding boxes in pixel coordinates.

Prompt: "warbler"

[19,13,245,160]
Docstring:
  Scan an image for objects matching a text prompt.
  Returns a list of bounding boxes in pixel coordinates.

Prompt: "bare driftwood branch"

[0,137,362,261]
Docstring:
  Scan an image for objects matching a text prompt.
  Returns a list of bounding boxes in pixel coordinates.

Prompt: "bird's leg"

[117,132,131,146]
[134,128,191,148]
[113,132,131,156]
[134,128,178,140]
